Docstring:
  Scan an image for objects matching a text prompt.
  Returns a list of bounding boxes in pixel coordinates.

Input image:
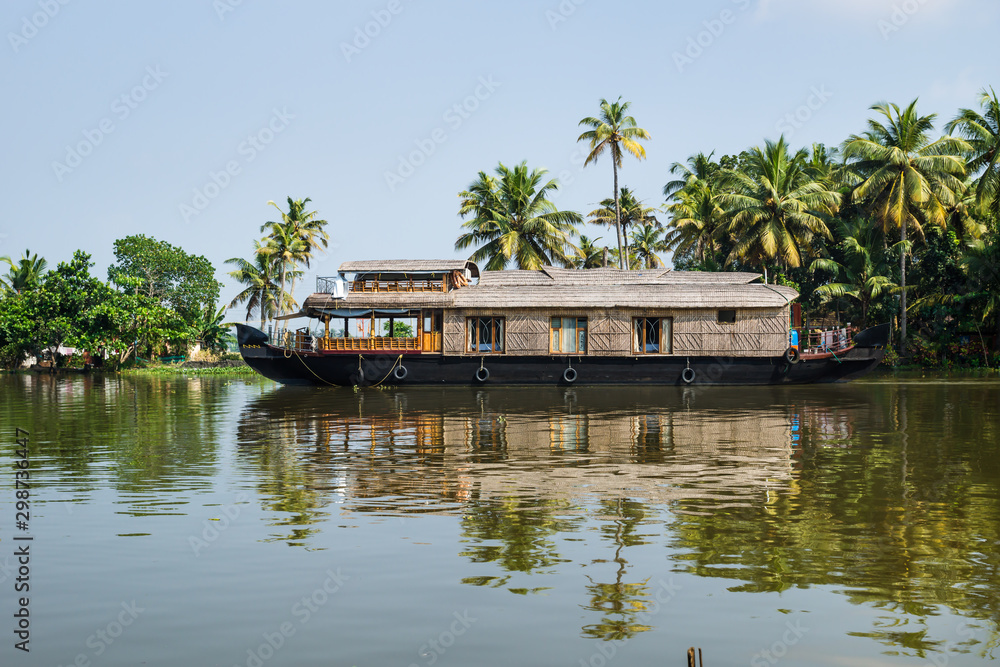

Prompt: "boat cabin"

[277,260,803,359]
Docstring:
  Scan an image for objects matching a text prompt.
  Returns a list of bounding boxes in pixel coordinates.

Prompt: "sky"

[2,0,998,313]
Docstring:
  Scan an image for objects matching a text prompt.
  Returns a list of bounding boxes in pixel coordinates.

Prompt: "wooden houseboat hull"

[235,323,886,387]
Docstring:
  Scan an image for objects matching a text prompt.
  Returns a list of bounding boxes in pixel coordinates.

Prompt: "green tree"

[107,235,221,326]
[578,97,651,269]
[663,152,725,268]
[809,217,900,326]
[191,305,235,354]
[455,161,582,270]
[946,88,1000,221]
[842,100,970,352]
[587,187,658,264]
[262,197,329,312]
[1,250,48,294]
[960,232,1000,351]
[226,241,298,329]
[716,136,839,273]
[629,224,669,269]
[573,235,607,269]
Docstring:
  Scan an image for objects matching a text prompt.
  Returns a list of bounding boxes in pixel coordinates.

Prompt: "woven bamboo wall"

[442,306,788,356]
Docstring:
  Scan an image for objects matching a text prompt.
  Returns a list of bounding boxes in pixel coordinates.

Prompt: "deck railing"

[319,337,421,352]
[350,278,446,293]
[792,327,853,355]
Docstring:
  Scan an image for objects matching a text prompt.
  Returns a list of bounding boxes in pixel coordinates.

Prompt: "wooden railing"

[350,279,446,293]
[319,337,422,352]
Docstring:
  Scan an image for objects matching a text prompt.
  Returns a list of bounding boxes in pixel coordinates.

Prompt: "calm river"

[0,372,998,666]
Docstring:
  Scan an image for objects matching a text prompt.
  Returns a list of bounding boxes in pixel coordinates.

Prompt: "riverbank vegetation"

[456,90,1000,366]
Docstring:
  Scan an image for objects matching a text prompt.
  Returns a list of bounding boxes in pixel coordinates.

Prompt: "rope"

[369,355,404,388]
[291,349,337,386]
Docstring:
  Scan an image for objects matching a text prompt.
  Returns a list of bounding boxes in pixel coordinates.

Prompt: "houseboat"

[235,260,889,386]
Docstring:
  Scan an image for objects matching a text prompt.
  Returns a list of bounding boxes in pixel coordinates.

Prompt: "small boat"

[235,260,889,386]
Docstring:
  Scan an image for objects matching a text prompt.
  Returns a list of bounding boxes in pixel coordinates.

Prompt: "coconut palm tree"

[225,241,298,329]
[587,187,659,262]
[629,224,669,269]
[573,235,607,269]
[258,224,307,317]
[261,197,329,315]
[946,88,1000,221]
[578,97,651,269]
[716,136,839,273]
[1,250,48,294]
[663,153,725,267]
[842,100,970,352]
[809,217,899,327]
[455,161,582,270]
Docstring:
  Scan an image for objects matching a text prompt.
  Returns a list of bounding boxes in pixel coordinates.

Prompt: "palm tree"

[663,153,724,267]
[809,217,900,327]
[946,88,1000,221]
[629,224,669,269]
[259,224,307,317]
[225,241,298,329]
[192,304,235,354]
[1,250,48,294]
[842,100,970,353]
[261,197,329,315]
[587,187,659,263]
[716,136,839,273]
[578,97,651,269]
[573,235,607,269]
[455,161,582,270]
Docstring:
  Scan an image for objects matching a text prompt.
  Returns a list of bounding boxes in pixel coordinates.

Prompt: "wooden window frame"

[466,317,505,354]
[549,316,588,355]
[633,317,674,355]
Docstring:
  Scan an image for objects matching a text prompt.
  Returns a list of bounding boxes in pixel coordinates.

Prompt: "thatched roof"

[338,260,479,277]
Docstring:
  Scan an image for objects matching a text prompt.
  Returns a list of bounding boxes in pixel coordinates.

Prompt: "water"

[1,372,998,666]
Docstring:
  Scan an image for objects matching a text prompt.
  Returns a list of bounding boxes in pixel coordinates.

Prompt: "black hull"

[235,324,887,387]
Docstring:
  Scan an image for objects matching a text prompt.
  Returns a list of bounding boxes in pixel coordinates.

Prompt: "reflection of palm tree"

[581,498,654,640]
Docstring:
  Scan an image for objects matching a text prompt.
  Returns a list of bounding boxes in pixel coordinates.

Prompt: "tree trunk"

[613,162,624,270]
[279,264,287,317]
[899,222,907,355]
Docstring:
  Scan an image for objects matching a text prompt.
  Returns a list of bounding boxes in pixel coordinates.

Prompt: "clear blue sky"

[3,0,997,311]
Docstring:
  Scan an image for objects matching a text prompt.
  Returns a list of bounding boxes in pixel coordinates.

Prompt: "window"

[633,317,673,354]
[717,309,736,324]
[550,317,587,354]
[467,317,505,353]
